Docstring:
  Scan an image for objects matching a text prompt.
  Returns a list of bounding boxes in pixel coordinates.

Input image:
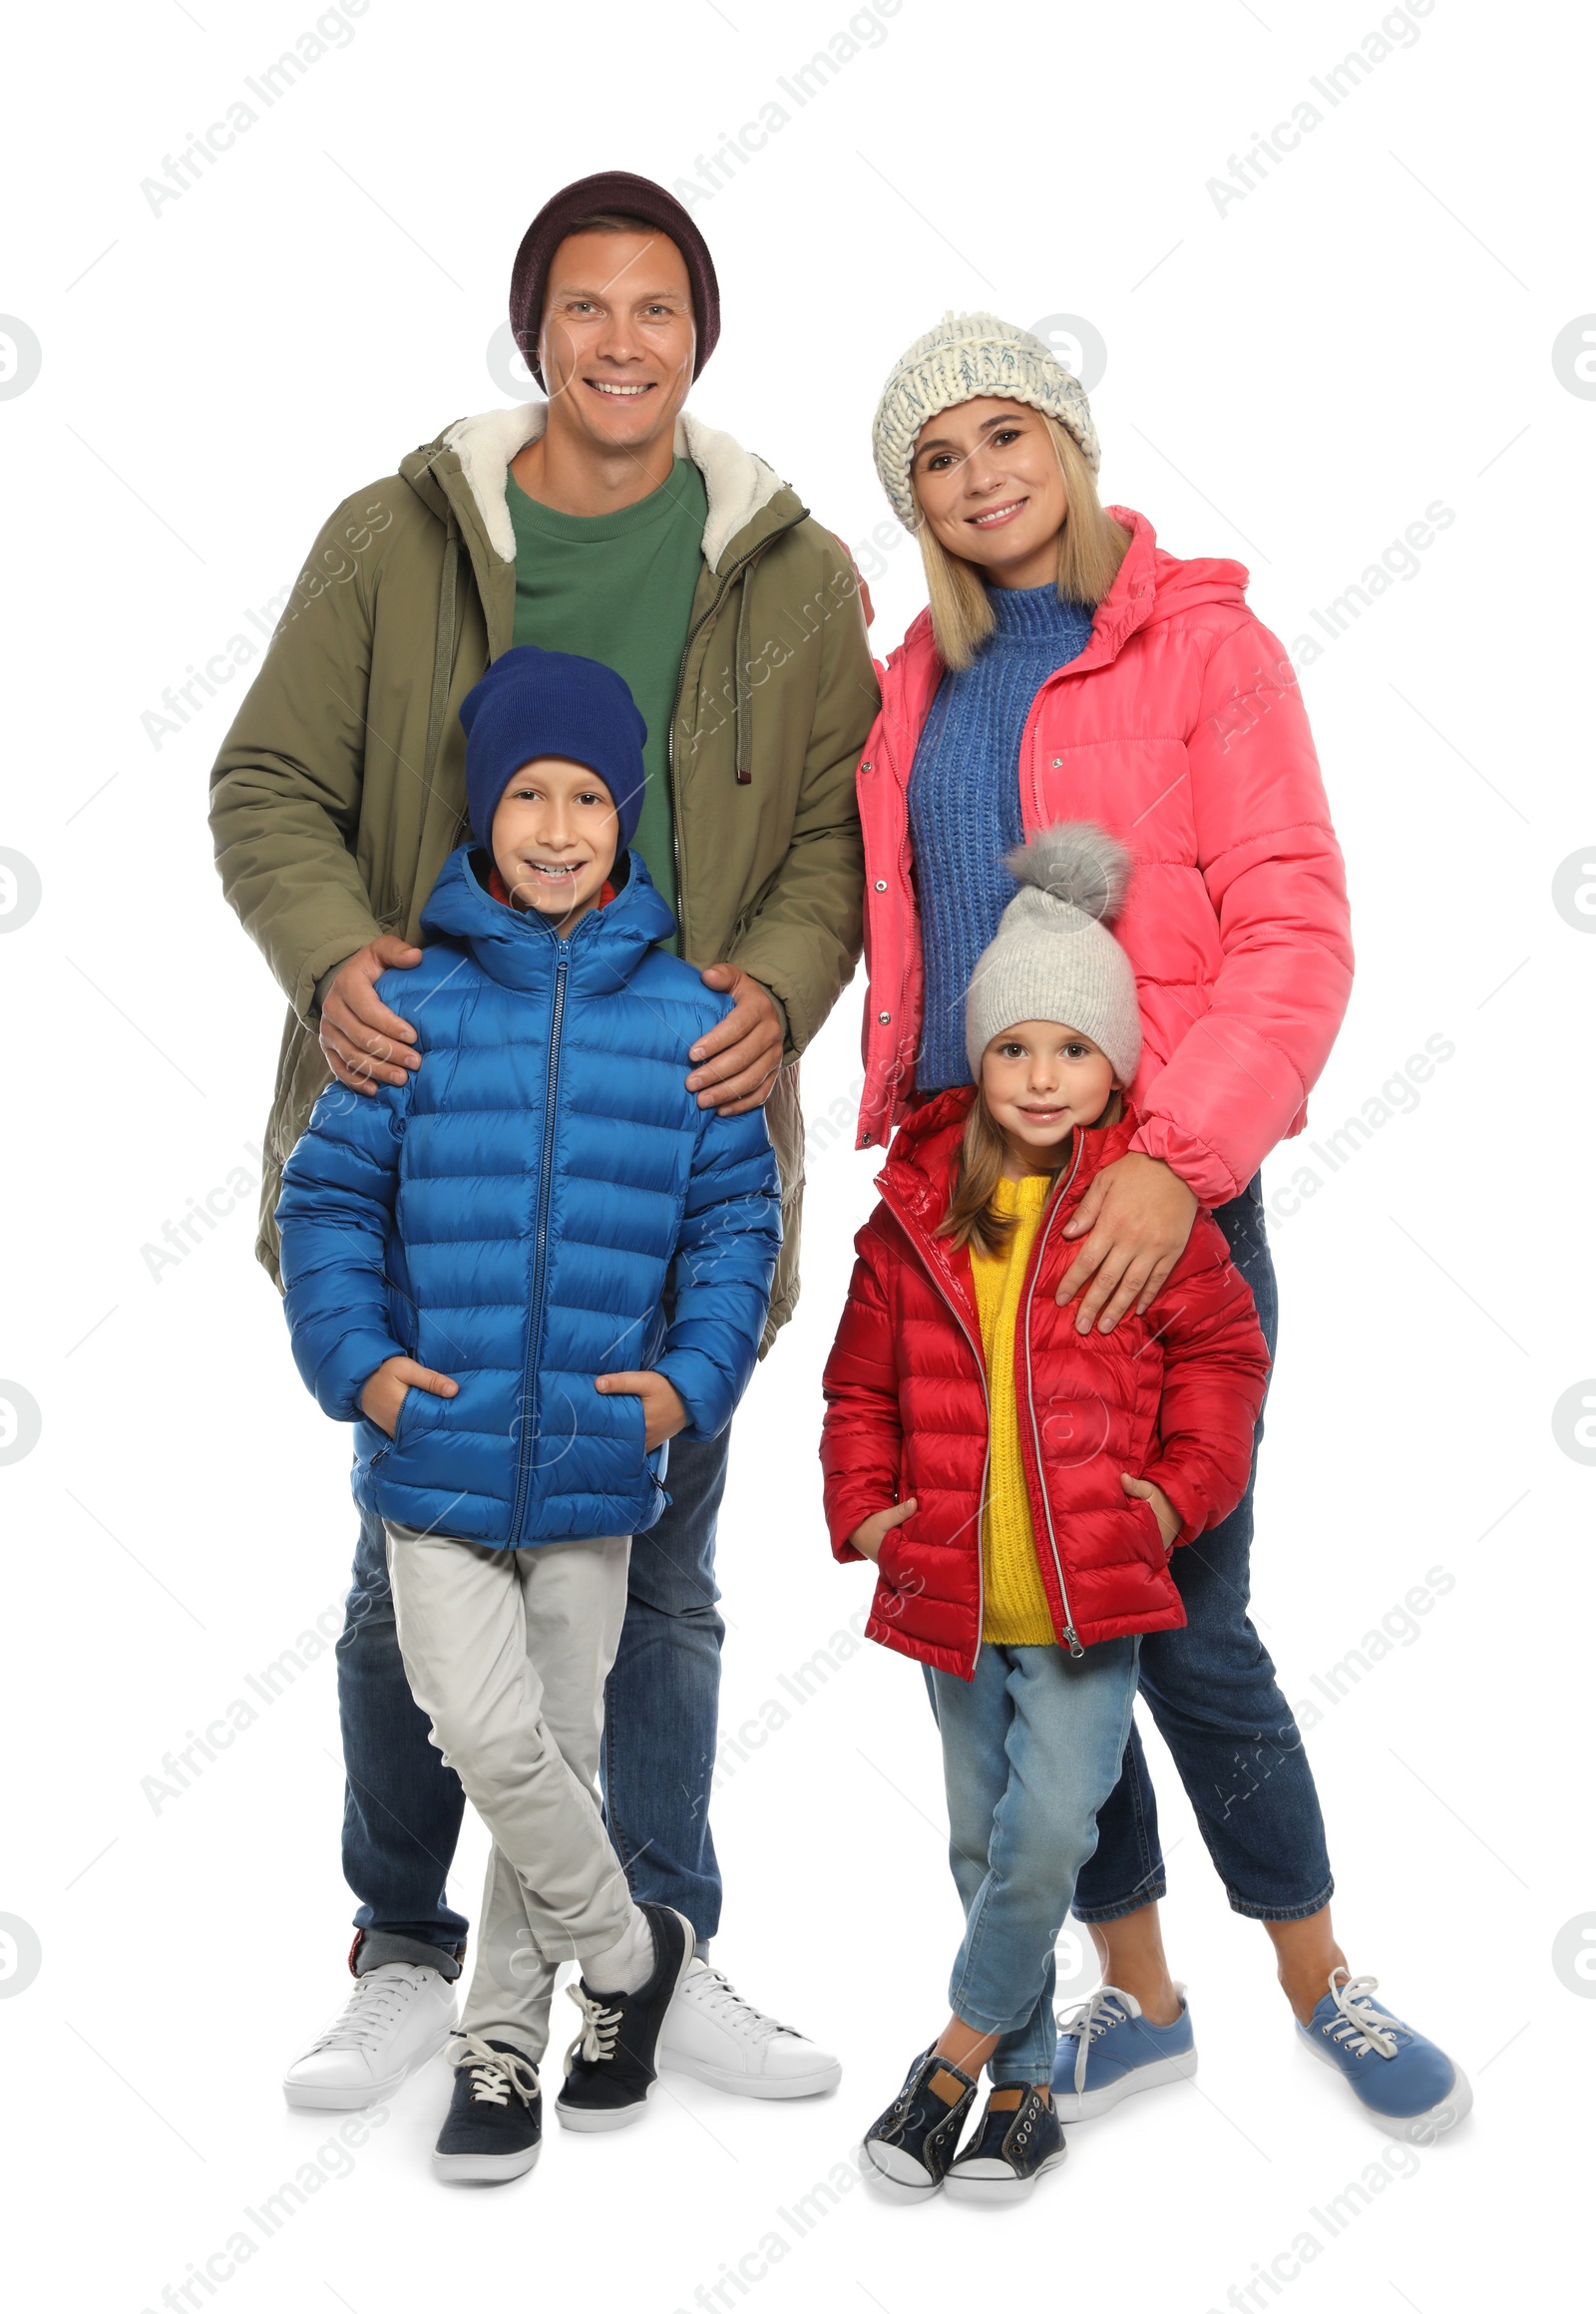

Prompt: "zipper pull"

[1062,1627,1085,1660]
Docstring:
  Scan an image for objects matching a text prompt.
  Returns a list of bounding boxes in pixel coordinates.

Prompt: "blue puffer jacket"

[276,847,782,1548]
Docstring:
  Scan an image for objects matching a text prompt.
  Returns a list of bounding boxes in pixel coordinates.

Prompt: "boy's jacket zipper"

[510,922,574,1544]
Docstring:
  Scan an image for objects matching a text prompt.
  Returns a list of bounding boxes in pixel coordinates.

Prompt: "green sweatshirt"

[508,460,708,948]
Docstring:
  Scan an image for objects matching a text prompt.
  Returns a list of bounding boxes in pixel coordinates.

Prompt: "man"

[210,172,876,2111]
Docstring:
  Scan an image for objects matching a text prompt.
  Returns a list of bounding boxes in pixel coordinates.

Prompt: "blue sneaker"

[1050,1985,1198,2120]
[1297,1970,1471,2141]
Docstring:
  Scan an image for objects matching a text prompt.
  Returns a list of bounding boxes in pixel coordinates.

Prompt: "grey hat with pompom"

[965,822,1142,1084]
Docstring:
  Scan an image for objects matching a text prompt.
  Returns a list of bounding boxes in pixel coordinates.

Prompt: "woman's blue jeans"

[930,1639,1140,2083]
[1070,1177,1336,1925]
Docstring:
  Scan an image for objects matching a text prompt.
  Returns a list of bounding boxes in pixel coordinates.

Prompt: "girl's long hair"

[914,415,1131,673]
[938,1093,1033,1259]
[938,1084,1123,1257]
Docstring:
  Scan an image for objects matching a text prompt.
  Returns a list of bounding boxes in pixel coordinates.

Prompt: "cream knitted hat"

[872,311,1101,532]
[965,823,1142,1084]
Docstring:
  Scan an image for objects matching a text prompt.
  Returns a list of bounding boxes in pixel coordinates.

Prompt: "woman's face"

[912,397,1068,590]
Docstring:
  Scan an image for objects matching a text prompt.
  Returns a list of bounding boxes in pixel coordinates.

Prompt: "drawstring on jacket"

[420,514,463,833]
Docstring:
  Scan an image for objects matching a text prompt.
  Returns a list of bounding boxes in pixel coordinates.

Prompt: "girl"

[822,826,1271,2199]
[850,314,1466,2142]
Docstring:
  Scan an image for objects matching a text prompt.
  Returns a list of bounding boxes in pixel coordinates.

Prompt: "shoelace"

[680,1964,793,2045]
[1322,1971,1402,2061]
[564,1982,623,2072]
[1055,1987,1134,2096]
[304,1972,420,2057]
[453,2031,539,2108]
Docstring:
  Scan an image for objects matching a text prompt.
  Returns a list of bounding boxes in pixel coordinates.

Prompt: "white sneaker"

[282,1963,457,2111]
[656,1958,841,2100]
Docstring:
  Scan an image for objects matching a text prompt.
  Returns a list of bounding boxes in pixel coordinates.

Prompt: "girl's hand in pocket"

[1121,1472,1180,1552]
[848,1497,919,1563]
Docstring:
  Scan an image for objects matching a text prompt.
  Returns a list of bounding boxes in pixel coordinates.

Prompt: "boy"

[276,645,781,2180]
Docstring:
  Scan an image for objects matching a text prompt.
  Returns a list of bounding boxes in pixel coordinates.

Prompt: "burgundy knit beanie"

[509,171,721,387]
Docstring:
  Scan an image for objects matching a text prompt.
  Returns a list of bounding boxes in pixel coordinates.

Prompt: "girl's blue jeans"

[928,1637,1140,2084]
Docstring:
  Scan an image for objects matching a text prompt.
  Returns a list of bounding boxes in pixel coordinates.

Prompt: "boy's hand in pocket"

[848,1497,919,1564]
[360,1355,459,1438]
[1121,1472,1180,1552]
[595,1370,689,1450]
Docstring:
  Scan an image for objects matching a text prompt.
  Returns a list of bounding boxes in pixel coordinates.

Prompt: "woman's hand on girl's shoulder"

[1055,1152,1198,1333]
[848,1497,919,1563]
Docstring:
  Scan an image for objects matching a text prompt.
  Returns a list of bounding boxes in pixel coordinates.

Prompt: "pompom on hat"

[872,311,1101,532]
[965,822,1142,1085]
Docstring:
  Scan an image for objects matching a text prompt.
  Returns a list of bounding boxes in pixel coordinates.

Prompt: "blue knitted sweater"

[909,583,1096,1090]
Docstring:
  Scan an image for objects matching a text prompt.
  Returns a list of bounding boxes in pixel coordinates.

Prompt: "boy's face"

[491,756,620,929]
[981,1021,1117,1168]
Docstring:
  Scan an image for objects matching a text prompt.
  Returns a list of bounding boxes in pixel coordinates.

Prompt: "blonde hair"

[937,1091,1023,1258]
[913,415,1131,672]
[937,1079,1123,1257]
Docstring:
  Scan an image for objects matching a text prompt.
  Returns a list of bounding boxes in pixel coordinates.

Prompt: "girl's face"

[981,1022,1117,1170]
[912,397,1068,590]
[491,756,619,929]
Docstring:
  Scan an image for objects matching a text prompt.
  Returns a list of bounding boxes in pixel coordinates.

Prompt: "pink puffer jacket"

[855,509,1355,1207]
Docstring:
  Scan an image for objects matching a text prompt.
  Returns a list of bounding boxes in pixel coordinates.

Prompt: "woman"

[851,312,1466,2141]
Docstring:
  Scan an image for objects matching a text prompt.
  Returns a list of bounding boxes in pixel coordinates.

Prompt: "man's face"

[539,229,695,457]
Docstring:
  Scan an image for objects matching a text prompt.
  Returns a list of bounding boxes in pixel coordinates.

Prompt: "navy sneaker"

[945,2085,1065,2201]
[556,1903,694,2133]
[1051,1984,1198,2120]
[1298,1970,1471,2141]
[861,2048,979,2198]
[432,2035,541,2182]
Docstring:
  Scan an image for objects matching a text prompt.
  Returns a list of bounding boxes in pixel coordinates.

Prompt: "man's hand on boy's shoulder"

[684,966,784,1115]
[595,1369,689,1450]
[318,936,426,1094]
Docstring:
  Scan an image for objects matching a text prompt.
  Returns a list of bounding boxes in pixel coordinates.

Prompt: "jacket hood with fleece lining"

[410,399,794,573]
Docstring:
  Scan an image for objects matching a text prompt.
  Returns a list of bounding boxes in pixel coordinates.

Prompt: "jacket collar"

[418,844,675,997]
[877,508,1245,775]
[878,1085,1141,1242]
[409,402,797,574]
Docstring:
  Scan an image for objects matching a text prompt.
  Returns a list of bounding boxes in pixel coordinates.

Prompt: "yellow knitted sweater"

[969,1174,1057,1645]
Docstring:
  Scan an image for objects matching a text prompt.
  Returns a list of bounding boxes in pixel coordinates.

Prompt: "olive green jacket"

[209,402,878,1346]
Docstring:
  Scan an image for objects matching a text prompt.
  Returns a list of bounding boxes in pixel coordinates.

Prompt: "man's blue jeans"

[337,1428,731,1969]
[931,1639,1140,2083]
[1071,1177,1336,1925]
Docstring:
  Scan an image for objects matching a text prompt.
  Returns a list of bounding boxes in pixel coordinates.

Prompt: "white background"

[1,1,1590,2308]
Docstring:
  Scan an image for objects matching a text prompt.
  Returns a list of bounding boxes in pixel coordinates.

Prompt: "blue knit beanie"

[459,645,648,854]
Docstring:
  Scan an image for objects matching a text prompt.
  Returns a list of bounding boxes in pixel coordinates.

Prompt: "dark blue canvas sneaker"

[861,2048,979,2198]
[1051,1984,1198,2120]
[432,2035,542,2182]
[945,2085,1065,2200]
[1298,1970,1471,2141]
[556,1903,695,2133]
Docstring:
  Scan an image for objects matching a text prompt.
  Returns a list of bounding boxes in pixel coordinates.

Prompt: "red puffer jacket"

[821,1091,1272,1680]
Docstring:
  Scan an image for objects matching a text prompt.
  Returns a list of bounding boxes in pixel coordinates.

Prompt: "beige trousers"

[386,1524,634,2065]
